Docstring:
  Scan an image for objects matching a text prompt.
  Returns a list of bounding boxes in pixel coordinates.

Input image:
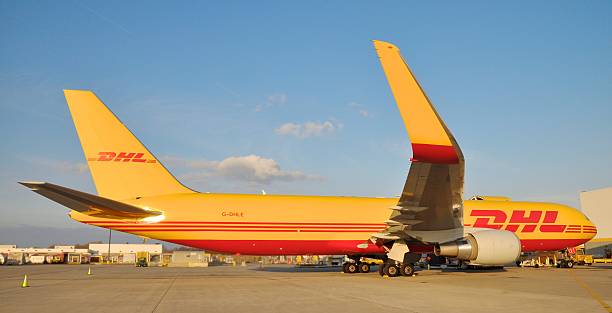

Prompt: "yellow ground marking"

[569,270,612,312]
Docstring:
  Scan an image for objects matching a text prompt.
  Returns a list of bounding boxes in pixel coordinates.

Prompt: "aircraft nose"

[583,218,597,239]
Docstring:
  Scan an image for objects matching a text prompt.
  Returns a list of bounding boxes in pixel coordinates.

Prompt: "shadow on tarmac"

[440,267,508,273]
[252,265,344,273]
[252,263,517,274]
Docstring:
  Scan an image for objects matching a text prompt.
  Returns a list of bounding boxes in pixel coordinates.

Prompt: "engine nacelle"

[434,229,521,265]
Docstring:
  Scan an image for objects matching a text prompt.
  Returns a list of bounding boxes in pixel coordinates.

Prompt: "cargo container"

[168,251,209,267]
[45,254,64,264]
[6,252,24,265]
[29,255,46,264]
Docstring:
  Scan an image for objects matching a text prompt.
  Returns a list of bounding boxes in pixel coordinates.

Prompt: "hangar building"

[580,187,612,257]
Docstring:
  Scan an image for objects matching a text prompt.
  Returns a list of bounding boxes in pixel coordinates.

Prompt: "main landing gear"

[341,256,415,277]
[378,260,415,277]
[376,239,420,278]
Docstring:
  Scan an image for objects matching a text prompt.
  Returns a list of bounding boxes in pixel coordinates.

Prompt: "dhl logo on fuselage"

[87,152,157,163]
[466,209,597,234]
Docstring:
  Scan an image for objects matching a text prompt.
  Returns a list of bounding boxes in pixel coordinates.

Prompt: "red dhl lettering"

[89,152,156,163]
[469,209,569,233]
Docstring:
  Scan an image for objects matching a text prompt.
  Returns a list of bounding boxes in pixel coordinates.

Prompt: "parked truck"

[572,247,594,265]
[136,251,149,267]
[556,247,593,268]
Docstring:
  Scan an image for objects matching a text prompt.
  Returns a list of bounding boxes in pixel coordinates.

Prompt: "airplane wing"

[372,40,465,244]
[19,182,163,221]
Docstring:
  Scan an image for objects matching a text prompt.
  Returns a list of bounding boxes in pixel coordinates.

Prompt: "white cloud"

[275,120,341,138]
[275,123,302,137]
[217,155,311,182]
[162,155,320,184]
[348,102,370,118]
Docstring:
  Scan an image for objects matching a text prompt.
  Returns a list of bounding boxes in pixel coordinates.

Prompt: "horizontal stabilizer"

[19,182,163,221]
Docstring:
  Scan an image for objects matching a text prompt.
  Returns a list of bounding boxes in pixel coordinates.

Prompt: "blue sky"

[1,1,610,246]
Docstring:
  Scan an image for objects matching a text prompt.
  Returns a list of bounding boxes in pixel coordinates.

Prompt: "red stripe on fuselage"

[520,238,589,252]
[111,228,379,233]
[165,239,388,255]
[80,221,386,225]
[81,221,386,226]
[91,224,385,230]
[80,222,590,254]
[157,238,590,255]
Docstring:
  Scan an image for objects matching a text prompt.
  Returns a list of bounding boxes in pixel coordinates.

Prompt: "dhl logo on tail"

[87,152,157,163]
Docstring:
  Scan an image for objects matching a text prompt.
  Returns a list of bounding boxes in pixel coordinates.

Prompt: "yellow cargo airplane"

[21,40,596,277]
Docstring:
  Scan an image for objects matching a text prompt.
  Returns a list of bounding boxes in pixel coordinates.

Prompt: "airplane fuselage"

[71,193,596,255]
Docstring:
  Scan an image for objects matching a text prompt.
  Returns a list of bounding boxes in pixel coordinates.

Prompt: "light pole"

[107,228,112,264]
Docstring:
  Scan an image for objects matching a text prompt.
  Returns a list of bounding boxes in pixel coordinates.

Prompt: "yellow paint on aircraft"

[64,90,193,200]
[373,40,453,147]
[70,194,596,245]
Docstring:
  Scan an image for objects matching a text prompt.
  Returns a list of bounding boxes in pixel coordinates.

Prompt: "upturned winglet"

[372,40,463,164]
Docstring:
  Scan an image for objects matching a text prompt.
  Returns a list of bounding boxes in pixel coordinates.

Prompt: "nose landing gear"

[358,262,370,273]
[343,262,359,274]
[341,256,378,274]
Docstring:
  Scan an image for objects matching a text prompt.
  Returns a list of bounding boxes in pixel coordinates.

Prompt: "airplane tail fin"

[63,90,193,200]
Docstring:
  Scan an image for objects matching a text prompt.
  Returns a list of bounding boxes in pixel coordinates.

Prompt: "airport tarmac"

[0,264,610,313]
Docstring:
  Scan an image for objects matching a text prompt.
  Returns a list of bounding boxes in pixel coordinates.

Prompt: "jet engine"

[434,229,521,265]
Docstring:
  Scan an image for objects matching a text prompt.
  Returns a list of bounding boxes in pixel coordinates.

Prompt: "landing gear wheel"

[359,263,370,273]
[342,262,349,273]
[384,263,400,277]
[345,263,358,274]
[378,264,385,276]
[566,260,574,268]
[400,263,415,276]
